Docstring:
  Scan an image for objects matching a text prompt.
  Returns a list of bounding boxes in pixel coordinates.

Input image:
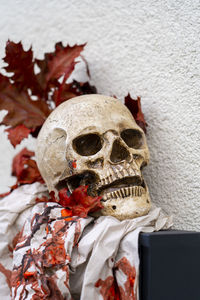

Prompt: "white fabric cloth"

[0,183,173,300]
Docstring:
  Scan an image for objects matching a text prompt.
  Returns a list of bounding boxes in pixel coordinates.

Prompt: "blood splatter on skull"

[36,95,151,220]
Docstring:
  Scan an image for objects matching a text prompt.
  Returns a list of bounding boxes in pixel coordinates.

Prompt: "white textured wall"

[0,0,199,230]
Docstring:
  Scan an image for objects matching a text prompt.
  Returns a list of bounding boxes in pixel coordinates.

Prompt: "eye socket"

[121,129,144,149]
[73,133,103,156]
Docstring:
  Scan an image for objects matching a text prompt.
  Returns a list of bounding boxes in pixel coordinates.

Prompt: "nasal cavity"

[110,139,131,163]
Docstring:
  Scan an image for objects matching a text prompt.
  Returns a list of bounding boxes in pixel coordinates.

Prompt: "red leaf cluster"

[124,93,147,133]
[4,41,40,94]
[12,147,44,185]
[5,125,31,148]
[55,185,103,218]
[0,40,148,198]
[0,74,50,138]
[0,147,44,198]
[0,40,97,147]
[36,185,103,218]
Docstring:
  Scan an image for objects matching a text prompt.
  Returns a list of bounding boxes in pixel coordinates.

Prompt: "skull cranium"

[36,94,151,220]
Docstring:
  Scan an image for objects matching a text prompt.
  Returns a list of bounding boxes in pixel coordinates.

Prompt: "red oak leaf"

[46,43,85,83]
[124,93,147,133]
[18,158,43,184]
[12,148,34,178]
[0,74,51,132]
[12,147,44,185]
[72,185,102,210]
[5,125,31,147]
[56,186,103,218]
[0,148,43,197]
[3,41,42,96]
[52,84,78,105]
[36,42,85,95]
[36,186,102,218]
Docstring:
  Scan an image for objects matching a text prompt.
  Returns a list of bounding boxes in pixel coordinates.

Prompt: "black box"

[139,230,200,300]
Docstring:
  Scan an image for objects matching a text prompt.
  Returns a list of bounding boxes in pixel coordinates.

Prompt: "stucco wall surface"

[0,0,199,230]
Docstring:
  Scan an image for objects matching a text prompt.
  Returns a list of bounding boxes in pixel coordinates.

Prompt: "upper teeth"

[98,163,140,189]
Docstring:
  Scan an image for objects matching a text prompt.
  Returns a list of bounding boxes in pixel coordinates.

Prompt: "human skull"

[36,94,151,220]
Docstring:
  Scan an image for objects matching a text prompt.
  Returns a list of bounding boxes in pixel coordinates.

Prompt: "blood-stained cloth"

[0,183,173,299]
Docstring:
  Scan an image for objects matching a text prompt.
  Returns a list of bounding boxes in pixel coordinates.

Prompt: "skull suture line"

[36,95,151,220]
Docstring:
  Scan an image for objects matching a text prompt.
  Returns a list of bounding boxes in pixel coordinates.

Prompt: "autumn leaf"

[0,74,51,131]
[3,41,86,99]
[48,186,103,218]
[3,41,42,96]
[12,147,44,185]
[71,185,102,211]
[36,42,85,95]
[46,43,85,82]
[124,93,147,133]
[37,185,103,218]
[0,148,44,198]
[5,125,31,147]
[18,158,43,184]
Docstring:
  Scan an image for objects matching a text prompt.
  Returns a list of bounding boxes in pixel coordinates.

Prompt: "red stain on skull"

[72,160,77,168]
[69,159,77,170]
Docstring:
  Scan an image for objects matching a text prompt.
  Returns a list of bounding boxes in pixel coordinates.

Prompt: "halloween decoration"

[0,40,173,300]
[36,94,151,220]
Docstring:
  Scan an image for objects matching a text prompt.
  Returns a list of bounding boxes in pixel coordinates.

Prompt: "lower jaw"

[99,194,151,221]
